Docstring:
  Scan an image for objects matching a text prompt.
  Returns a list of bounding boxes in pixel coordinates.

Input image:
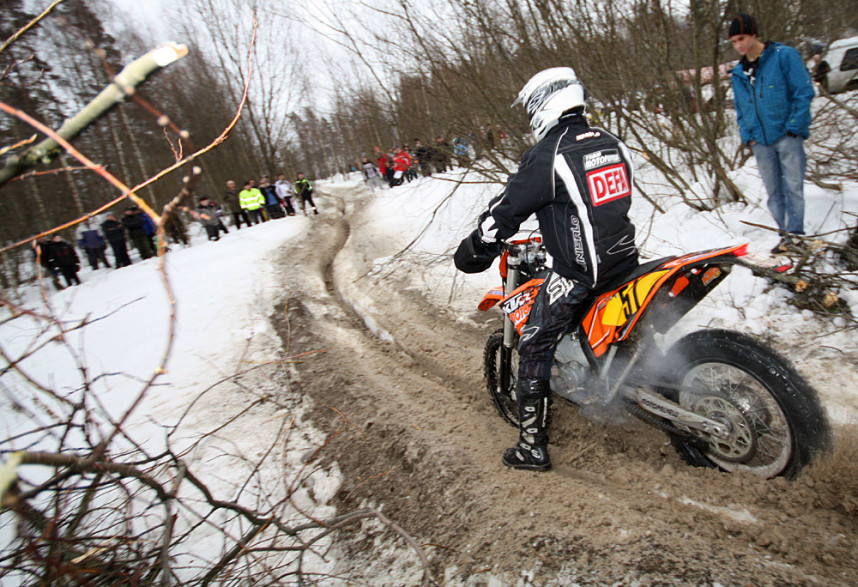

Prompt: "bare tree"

[0,7,433,584]
[175,0,309,176]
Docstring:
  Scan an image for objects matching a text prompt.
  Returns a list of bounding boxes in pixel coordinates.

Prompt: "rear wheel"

[484,328,519,427]
[664,329,830,479]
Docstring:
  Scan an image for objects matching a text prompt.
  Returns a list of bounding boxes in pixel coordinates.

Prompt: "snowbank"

[332,160,858,426]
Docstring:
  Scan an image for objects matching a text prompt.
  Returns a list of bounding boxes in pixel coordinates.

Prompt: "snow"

[1,217,344,580]
[2,143,858,578]
[335,158,858,426]
[4,219,307,421]
[679,496,758,524]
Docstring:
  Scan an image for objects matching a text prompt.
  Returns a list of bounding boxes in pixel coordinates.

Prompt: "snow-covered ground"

[1,146,857,578]
[347,156,858,425]
[0,218,343,581]
[3,219,307,433]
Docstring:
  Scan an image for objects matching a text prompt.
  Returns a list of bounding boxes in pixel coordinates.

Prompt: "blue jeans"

[752,134,806,235]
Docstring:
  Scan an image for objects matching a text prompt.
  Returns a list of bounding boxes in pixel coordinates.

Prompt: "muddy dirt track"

[271,185,858,585]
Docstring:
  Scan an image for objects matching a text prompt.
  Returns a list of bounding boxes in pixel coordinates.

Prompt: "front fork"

[499,266,521,399]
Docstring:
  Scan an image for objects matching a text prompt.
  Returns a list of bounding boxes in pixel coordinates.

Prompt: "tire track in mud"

[317,189,486,395]
[272,185,858,586]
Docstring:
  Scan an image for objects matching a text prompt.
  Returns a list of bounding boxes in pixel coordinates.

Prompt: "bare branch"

[0,0,66,54]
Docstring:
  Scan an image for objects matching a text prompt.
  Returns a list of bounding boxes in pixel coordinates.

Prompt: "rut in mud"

[271,185,858,585]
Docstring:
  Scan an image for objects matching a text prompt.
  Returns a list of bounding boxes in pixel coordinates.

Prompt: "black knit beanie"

[728,13,758,38]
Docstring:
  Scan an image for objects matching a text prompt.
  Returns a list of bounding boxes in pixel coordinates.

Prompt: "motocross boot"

[502,378,552,471]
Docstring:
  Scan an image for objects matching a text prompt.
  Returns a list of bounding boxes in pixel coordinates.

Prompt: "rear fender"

[582,244,747,357]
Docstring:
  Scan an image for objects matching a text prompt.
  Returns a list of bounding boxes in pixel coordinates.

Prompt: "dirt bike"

[480,234,830,479]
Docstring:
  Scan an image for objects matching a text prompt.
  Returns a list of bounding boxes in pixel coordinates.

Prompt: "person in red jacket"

[391,146,412,186]
[375,146,388,181]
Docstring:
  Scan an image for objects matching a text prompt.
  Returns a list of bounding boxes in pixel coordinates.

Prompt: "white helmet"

[512,67,587,141]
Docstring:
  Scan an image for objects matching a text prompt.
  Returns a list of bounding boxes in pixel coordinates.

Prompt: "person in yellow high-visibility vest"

[239,180,266,225]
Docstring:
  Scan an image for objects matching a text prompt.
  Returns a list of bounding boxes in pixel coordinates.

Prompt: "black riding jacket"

[478,116,638,288]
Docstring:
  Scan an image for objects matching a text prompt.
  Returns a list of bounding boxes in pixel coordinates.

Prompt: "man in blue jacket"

[729,14,815,253]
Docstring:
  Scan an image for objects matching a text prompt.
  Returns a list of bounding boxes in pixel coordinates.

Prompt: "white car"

[816,36,858,93]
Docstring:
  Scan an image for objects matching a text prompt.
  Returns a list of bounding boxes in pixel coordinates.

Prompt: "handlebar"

[502,235,547,270]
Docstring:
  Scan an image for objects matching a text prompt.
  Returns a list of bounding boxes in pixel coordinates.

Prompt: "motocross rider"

[454,68,639,471]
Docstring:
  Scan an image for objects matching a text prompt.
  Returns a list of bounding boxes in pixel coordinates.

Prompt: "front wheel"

[664,329,830,479]
[484,328,519,427]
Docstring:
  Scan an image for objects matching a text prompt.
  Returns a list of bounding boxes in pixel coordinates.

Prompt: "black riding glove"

[454,229,502,274]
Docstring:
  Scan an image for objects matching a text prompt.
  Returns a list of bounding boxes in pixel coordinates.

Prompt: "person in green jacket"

[294,173,318,215]
[239,180,266,225]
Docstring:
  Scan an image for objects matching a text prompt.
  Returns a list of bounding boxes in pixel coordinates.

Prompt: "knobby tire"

[663,329,830,479]
[484,328,519,428]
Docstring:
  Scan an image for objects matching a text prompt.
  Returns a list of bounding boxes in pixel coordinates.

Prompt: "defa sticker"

[586,163,631,206]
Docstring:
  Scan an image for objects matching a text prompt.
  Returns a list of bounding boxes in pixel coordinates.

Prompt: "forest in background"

[1,0,857,282]
[2,1,858,583]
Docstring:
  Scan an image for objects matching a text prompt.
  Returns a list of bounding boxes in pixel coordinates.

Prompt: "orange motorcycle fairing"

[497,278,545,335]
[582,270,670,357]
[478,287,506,311]
[581,243,748,357]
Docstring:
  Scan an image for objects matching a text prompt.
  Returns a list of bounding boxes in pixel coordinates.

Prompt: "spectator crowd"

[35,172,318,289]
[360,135,482,190]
